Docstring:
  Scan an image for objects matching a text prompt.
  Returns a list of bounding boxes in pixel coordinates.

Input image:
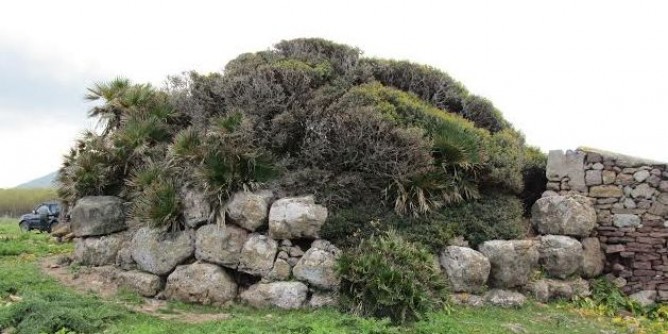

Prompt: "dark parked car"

[18,200,62,232]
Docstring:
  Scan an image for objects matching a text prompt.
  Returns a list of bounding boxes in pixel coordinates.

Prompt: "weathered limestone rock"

[238,233,278,276]
[629,290,657,307]
[546,150,586,191]
[439,246,490,293]
[483,289,526,308]
[268,196,328,239]
[131,227,194,275]
[581,237,605,278]
[115,270,163,297]
[73,233,125,266]
[585,170,602,186]
[164,263,237,305]
[181,187,211,228]
[70,196,126,237]
[266,258,291,282]
[538,235,583,279]
[195,224,248,269]
[450,293,485,307]
[226,191,273,231]
[613,214,641,228]
[632,183,655,199]
[531,195,597,237]
[116,247,136,270]
[479,240,539,288]
[293,243,340,290]
[240,281,308,309]
[589,185,623,198]
[602,170,616,184]
[634,170,650,183]
[526,278,590,302]
[648,202,668,216]
[308,292,338,308]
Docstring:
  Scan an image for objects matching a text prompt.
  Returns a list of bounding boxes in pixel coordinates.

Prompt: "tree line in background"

[0,188,58,218]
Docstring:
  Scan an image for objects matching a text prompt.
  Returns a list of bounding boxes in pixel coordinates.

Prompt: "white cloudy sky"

[1,0,667,188]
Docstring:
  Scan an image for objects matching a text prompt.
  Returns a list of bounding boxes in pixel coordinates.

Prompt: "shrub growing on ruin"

[337,230,448,324]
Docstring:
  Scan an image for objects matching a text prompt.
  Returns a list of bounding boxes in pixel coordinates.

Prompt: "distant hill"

[15,171,58,189]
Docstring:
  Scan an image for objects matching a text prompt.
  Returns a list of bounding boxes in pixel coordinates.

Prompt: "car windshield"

[49,204,60,215]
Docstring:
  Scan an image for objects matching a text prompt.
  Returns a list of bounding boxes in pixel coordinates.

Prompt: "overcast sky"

[1,0,667,188]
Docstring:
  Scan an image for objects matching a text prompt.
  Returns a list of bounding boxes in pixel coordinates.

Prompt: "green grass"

[0,218,662,333]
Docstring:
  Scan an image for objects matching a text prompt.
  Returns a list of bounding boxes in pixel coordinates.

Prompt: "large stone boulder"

[195,224,248,269]
[73,233,125,266]
[581,237,605,278]
[240,281,308,309]
[293,242,340,290]
[538,235,583,279]
[268,196,328,239]
[226,191,273,231]
[114,270,163,297]
[238,233,278,276]
[479,240,539,288]
[164,263,237,305]
[131,227,194,275]
[70,196,126,237]
[439,246,490,293]
[531,195,596,237]
[526,278,590,302]
[180,187,211,228]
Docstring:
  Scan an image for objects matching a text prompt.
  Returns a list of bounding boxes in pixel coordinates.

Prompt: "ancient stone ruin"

[544,148,668,305]
[71,192,340,309]
[68,147,668,309]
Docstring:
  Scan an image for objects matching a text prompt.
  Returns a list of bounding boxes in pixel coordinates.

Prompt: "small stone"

[602,170,616,185]
[659,181,668,193]
[623,198,637,209]
[585,170,602,186]
[613,214,641,228]
[266,258,291,281]
[647,175,662,187]
[629,290,657,307]
[631,184,655,199]
[592,162,604,170]
[634,170,651,182]
[288,246,305,257]
[484,289,526,308]
[589,185,623,198]
[615,174,634,186]
[277,251,289,260]
[450,293,485,307]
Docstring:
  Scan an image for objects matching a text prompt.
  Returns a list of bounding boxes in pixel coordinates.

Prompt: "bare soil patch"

[39,255,231,324]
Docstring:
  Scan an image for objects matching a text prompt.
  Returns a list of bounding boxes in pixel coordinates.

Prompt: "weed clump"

[337,230,448,323]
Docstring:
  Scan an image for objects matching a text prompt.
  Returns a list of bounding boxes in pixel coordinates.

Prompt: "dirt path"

[39,256,231,324]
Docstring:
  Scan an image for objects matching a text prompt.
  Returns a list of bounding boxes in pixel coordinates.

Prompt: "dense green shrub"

[439,193,526,248]
[58,37,539,229]
[337,231,448,324]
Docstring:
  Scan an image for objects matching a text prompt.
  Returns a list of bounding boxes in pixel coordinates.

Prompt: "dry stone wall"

[545,148,668,302]
[70,193,340,309]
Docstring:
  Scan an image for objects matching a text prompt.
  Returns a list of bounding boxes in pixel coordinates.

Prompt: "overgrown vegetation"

[53,38,553,324]
[0,188,58,217]
[337,231,448,323]
[57,38,545,233]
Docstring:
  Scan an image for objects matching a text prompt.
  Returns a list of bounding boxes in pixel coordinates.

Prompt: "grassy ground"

[0,218,663,333]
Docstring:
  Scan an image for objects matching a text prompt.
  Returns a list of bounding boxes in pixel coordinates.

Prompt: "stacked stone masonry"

[70,193,339,309]
[545,148,668,301]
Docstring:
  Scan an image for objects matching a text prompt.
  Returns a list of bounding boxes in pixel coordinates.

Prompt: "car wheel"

[19,221,30,232]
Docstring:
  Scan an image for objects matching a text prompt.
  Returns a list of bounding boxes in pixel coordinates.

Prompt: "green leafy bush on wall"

[337,230,448,324]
